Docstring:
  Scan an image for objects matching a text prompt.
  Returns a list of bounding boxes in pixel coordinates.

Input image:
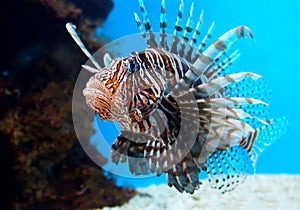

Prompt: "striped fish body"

[111,48,190,134]
[67,0,289,195]
[107,46,261,193]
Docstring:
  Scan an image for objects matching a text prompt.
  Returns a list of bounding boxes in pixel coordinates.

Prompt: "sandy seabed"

[101,175,300,210]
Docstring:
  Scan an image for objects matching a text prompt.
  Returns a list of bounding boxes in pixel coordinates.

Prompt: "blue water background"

[90,0,300,188]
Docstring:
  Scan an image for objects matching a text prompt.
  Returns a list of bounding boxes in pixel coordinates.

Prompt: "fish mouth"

[82,87,100,98]
[83,87,113,120]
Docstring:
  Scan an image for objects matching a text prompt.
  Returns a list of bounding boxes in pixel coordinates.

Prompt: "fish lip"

[85,76,103,89]
[82,87,99,97]
[82,87,114,120]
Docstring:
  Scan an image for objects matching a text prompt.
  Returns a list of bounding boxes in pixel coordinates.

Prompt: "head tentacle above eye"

[104,53,113,67]
[66,22,101,71]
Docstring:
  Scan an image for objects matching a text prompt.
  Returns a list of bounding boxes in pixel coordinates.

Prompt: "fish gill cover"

[68,0,289,196]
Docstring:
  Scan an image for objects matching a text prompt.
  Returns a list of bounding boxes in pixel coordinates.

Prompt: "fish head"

[83,67,115,120]
[83,56,136,121]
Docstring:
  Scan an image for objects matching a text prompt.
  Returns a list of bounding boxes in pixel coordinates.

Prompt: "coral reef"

[0,0,136,209]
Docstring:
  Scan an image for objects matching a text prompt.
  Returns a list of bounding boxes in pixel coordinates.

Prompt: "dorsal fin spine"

[185,9,204,61]
[160,0,168,49]
[178,2,194,57]
[192,21,215,62]
[138,0,158,47]
[170,0,184,54]
[134,12,147,40]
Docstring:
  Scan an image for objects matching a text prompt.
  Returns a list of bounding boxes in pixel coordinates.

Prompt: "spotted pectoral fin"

[206,145,253,194]
[225,75,272,105]
[171,72,261,99]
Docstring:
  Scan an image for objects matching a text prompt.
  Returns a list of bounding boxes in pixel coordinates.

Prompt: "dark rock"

[0,0,137,209]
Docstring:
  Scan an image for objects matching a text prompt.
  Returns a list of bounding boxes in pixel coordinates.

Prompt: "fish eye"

[125,58,139,73]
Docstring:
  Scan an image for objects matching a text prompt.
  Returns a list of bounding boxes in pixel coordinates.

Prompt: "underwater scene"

[0,0,299,209]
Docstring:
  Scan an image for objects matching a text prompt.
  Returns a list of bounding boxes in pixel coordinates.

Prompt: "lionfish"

[66,0,288,194]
